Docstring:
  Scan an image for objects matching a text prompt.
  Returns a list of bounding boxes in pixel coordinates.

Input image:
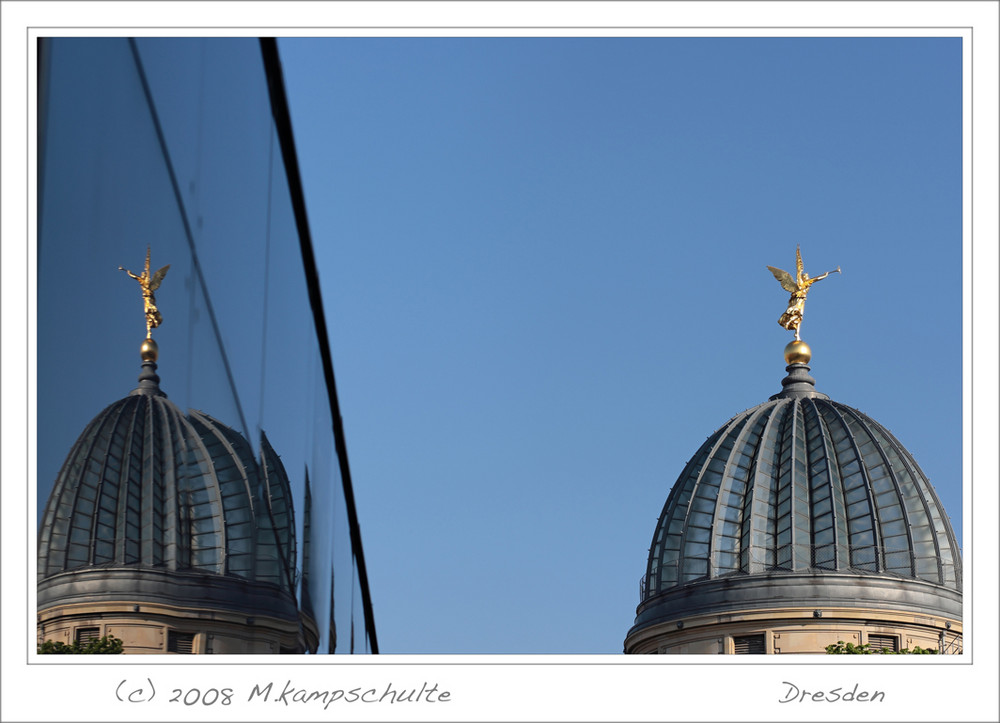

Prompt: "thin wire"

[258,125,275,435]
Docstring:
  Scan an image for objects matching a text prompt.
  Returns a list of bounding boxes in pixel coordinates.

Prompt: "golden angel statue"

[120,247,170,338]
[767,246,840,340]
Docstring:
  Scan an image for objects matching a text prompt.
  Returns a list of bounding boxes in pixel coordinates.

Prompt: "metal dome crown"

[641,360,962,602]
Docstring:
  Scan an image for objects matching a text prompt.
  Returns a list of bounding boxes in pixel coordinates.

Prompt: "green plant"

[38,634,124,654]
[825,640,938,655]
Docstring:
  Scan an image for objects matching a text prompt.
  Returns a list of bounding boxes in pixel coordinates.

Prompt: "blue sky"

[277,36,964,653]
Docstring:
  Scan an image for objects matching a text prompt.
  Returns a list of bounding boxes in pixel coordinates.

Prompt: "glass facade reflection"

[37,37,376,653]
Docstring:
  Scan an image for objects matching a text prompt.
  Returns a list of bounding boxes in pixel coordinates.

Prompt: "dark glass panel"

[683,541,710,559]
[811,498,832,518]
[850,528,874,546]
[688,511,713,528]
[812,511,833,531]
[845,485,869,505]
[813,527,834,546]
[690,497,716,515]
[879,505,904,524]
[685,526,711,543]
[847,499,871,519]
[882,532,910,551]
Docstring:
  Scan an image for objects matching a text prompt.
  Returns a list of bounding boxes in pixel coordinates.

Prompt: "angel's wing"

[767,266,798,293]
[149,264,170,291]
[795,246,803,280]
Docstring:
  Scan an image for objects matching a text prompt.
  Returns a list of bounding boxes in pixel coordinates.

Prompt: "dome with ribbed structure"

[644,367,960,594]
[626,356,962,654]
[37,352,310,648]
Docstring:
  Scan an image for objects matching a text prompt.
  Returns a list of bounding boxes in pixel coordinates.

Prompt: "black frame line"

[259,37,379,655]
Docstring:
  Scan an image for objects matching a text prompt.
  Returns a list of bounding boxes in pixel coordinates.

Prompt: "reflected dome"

[37,353,313,652]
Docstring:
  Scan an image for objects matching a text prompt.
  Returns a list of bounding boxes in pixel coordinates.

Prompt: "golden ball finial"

[784,339,811,365]
[140,337,159,362]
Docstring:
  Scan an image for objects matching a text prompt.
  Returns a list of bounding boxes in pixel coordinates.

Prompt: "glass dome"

[641,363,962,601]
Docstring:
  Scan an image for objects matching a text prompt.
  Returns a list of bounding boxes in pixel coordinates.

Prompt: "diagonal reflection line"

[127,37,252,442]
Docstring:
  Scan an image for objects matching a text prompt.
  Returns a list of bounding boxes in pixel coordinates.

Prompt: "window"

[167,631,195,654]
[733,634,766,654]
[868,634,898,652]
[75,627,100,645]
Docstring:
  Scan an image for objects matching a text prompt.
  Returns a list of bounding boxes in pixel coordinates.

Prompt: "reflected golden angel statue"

[767,246,840,340]
[120,246,170,338]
